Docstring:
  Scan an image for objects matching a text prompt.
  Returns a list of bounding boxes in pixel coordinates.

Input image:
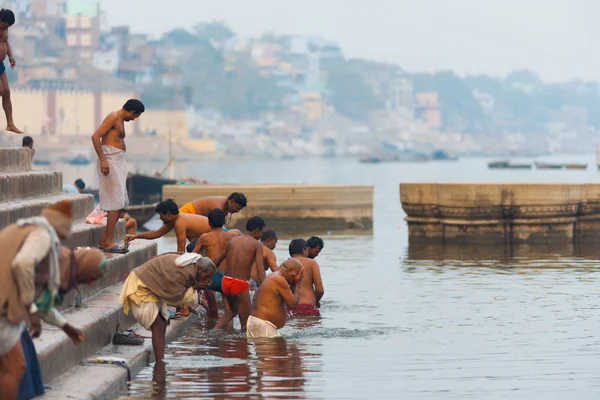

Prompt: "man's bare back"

[191,196,227,216]
[193,228,241,261]
[221,235,263,280]
[291,255,324,307]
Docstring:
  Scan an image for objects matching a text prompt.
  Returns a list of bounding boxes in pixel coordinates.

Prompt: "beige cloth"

[246,315,280,338]
[128,299,170,330]
[98,145,129,211]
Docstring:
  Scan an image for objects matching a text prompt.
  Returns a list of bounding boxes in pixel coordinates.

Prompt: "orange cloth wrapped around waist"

[179,202,196,214]
[221,276,250,296]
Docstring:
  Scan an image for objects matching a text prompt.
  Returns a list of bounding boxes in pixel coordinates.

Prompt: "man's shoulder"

[263,246,275,256]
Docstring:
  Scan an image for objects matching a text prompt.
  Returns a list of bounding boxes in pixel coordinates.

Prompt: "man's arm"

[312,261,325,305]
[192,235,206,255]
[255,242,266,284]
[277,274,302,310]
[126,223,172,244]
[6,40,15,68]
[91,114,118,175]
[265,249,278,272]
[213,240,230,267]
[174,220,187,252]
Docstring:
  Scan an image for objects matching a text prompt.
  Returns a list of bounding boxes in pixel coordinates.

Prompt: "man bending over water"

[214,216,265,331]
[126,199,210,252]
[247,259,304,338]
[289,239,324,316]
[179,192,247,227]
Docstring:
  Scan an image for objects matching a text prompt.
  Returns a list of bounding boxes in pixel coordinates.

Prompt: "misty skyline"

[99,0,598,83]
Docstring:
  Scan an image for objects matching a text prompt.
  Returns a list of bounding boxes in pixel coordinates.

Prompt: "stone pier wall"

[163,184,374,233]
[400,183,600,244]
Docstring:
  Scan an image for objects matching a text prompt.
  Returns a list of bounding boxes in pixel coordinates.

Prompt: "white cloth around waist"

[246,315,279,338]
[97,145,129,211]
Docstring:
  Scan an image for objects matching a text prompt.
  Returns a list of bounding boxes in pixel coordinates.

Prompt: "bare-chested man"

[192,208,242,318]
[179,192,247,227]
[0,9,22,134]
[247,259,304,338]
[92,99,145,253]
[306,236,324,259]
[213,216,265,331]
[125,199,211,252]
[288,239,324,316]
[249,229,279,300]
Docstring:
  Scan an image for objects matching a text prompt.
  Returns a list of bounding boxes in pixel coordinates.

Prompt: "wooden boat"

[535,162,563,169]
[564,163,587,170]
[488,161,532,169]
[33,158,51,165]
[360,156,383,163]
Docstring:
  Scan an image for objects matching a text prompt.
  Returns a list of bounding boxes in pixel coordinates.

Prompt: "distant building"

[64,0,100,60]
[30,0,67,18]
[414,92,442,129]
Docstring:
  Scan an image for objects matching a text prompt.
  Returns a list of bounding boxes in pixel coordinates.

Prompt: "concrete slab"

[0,193,94,230]
[39,314,196,400]
[0,171,62,202]
[61,219,126,250]
[0,147,31,172]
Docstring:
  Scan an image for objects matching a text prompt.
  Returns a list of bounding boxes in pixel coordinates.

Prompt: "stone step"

[0,193,94,230]
[39,314,196,399]
[0,147,32,172]
[33,241,157,385]
[61,219,126,251]
[0,171,62,202]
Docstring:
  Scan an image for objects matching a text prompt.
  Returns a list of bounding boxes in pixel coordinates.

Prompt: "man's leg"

[0,340,26,400]
[215,295,238,329]
[236,291,252,331]
[101,209,121,249]
[150,313,167,363]
[0,72,22,133]
[204,290,219,319]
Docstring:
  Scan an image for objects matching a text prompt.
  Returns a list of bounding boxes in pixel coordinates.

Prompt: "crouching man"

[247,259,304,338]
[119,253,216,363]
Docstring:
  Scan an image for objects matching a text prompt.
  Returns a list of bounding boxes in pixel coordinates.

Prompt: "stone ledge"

[0,171,62,202]
[61,219,126,251]
[0,147,32,172]
[0,193,94,230]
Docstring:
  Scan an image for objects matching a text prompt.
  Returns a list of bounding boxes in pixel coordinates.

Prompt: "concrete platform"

[0,147,32,172]
[39,314,196,400]
[61,219,126,250]
[0,192,94,229]
[164,184,374,231]
[0,171,62,202]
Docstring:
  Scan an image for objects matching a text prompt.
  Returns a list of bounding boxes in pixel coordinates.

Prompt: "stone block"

[0,171,62,202]
[61,219,126,250]
[0,147,31,172]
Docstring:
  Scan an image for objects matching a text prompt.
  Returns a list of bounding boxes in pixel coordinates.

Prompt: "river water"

[56,155,600,399]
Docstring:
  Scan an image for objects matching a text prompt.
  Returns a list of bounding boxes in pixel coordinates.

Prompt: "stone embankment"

[0,147,192,399]
[400,182,600,244]
[164,184,374,233]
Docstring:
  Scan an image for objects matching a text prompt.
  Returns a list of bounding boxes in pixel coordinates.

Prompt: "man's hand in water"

[100,159,110,175]
[125,235,137,245]
[63,324,84,344]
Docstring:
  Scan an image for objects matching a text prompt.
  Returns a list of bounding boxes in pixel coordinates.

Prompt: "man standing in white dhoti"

[91,99,145,254]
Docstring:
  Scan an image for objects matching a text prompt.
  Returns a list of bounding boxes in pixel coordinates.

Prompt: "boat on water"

[534,162,563,170]
[488,161,532,169]
[69,155,91,165]
[33,158,51,165]
[360,156,383,164]
[564,163,587,170]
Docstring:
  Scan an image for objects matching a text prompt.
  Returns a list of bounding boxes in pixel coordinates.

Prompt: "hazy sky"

[99,0,598,82]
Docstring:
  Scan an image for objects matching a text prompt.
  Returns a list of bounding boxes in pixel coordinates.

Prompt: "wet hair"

[261,229,278,242]
[228,192,247,207]
[156,198,179,215]
[186,238,197,253]
[307,236,324,249]
[74,179,86,190]
[246,216,265,232]
[0,9,15,25]
[123,99,145,115]
[208,208,225,228]
[22,136,33,146]
[289,238,308,256]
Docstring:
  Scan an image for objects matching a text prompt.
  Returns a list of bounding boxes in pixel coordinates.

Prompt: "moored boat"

[564,163,587,170]
[535,162,563,169]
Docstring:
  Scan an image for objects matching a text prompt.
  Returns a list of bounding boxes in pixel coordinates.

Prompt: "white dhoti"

[128,299,170,331]
[98,145,129,211]
[246,315,280,338]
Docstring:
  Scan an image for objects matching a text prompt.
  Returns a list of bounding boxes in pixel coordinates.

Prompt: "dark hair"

[261,229,278,242]
[307,236,324,249]
[74,179,86,190]
[228,192,247,207]
[0,9,15,25]
[246,216,265,232]
[208,208,225,228]
[187,238,197,253]
[156,198,179,215]
[289,238,307,256]
[123,99,145,114]
[22,136,33,146]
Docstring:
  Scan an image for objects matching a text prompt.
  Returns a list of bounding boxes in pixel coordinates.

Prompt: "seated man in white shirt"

[62,178,85,194]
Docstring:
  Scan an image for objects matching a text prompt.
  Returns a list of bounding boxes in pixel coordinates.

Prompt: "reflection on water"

[116,157,600,398]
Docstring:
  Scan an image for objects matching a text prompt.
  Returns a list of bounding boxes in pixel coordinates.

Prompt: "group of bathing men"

[119,193,325,364]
